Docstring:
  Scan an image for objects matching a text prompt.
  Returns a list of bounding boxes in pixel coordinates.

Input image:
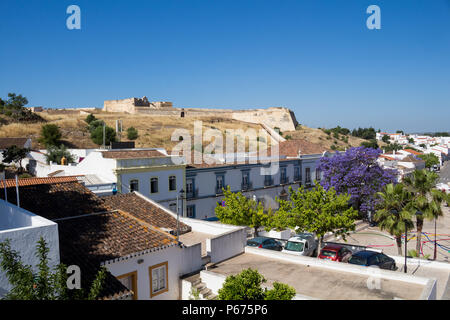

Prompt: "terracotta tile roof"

[57,210,178,299]
[0,180,109,220]
[0,137,29,149]
[0,180,180,299]
[101,149,166,159]
[274,139,330,157]
[400,155,424,163]
[102,192,191,235]
[379,154,395,160]
[403,149,423,156]
[0,176,81,188]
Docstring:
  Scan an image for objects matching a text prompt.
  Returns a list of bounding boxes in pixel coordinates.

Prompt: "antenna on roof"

[15,174,20,208]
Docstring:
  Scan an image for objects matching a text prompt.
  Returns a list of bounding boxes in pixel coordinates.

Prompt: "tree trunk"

[254,226,258,238]
[416,217,423,253]
[396,236,403,256]
[317,236,323,258]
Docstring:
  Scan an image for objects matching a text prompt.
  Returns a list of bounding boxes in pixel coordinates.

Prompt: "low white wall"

[244,247,437,300]
[0,201,59,297]
[180,242,203,276]
[206,228,247,264]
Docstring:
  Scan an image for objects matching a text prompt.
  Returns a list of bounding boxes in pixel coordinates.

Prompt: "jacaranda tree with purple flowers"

[317,147,397,217]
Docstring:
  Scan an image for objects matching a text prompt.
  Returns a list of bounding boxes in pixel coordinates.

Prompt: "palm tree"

[403,169,439,253]
[428,189,446,260]
[374,183,415,256]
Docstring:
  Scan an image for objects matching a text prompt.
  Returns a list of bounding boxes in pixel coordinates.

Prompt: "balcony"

[280,176,289,184]
[241,182,253,191]
[186,188,199,199]
[264,177,273,187]
[293,175,302,183]
[215,185,228,194]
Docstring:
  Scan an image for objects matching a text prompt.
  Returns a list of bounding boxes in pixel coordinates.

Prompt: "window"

[280,167,287,183]
[186,179,194,193]
[216,175,225,193]
[305,168,311,183]
[186,205,196,218]
[129,179,139,192]
[264,175,273,186]
[117,271,138,300]
[150,177,158,193]
[169,176,176,191]
[241,171,251,190]
[294,166,301,181]
[149,262,168,297]
[315,169,321,181]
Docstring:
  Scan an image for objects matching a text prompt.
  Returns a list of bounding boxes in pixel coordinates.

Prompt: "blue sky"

[0,0,449,133]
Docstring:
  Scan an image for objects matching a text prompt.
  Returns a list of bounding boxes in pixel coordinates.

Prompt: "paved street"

[439,161,450,184]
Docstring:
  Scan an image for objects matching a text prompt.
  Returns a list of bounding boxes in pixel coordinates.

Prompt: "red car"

[318,244,352,262]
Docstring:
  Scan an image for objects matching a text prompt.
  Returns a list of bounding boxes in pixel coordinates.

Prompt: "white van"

[281,233,318,257]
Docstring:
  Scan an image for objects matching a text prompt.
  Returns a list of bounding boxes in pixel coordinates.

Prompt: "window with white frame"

[150,262,168,297]
[305,168,311,183]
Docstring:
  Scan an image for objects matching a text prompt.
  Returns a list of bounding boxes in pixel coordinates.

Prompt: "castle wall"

[103,98,136,113]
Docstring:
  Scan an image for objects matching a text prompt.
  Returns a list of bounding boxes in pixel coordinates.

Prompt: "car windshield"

[348,255,367,265]
[321,250,337,257]
[284,241,304,252]
[247,240,262,247]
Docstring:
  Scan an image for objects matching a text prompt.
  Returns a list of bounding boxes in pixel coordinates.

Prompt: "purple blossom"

[317,147,397,214]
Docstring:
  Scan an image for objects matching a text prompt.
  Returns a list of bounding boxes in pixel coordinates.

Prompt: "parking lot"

[209,252,427,300]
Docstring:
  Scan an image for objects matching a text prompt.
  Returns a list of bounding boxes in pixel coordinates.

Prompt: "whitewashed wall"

[0,200,60,297]
[105,243,203,300]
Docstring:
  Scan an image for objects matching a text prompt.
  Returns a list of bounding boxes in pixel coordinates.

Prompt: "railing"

[280,176,289,184]
[215,185,228,194]
[293,175,302,182]
[264,178,273,186]
[186,188,199,199]
[241,182,253,191]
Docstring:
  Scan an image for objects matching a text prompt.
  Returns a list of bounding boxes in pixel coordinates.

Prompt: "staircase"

[184,274,217,300]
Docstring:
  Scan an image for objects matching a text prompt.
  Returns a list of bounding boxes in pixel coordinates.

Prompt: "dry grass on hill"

[282,125,385,151]
[0,111,385,152]
[0,111,267,151]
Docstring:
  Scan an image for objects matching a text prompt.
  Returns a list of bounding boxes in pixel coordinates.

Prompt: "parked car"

[281,233,318,257]
[348,250,397,270]
[246,237,283,251]
[318,244,352,262]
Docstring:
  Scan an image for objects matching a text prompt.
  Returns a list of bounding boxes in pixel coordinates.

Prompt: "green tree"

[215,186,271,236]
[374,183,416,255]
[1,145,29,172]
[217,268,295,300]
[0,237,106,300]
[360,139,379,149]
[403,169,440,253]
[126,127,139,140]
[407,137,414,144]
[382,135,390,143]
[272,184,358,256]
[39,124,62,147]
[45,144,75,165]
[85,113,96,124]
[418,153,439,169]
[88,119,105,133]
[90,125,117,146]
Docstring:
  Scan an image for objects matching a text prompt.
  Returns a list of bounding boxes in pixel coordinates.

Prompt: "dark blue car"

[247,237,283,251]
[348,250,397,270]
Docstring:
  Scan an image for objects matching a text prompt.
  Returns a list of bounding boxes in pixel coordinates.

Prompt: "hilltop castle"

[103,96,298,132]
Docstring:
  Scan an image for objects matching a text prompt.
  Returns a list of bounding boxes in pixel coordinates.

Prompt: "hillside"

[0,110,382,152]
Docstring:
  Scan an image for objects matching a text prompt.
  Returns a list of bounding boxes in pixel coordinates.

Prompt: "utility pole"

[102,123,106,149]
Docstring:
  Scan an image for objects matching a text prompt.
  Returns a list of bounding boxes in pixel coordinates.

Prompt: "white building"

[184,140,330,220]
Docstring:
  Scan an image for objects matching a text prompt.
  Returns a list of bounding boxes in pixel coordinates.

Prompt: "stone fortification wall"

[103,97,297,132]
